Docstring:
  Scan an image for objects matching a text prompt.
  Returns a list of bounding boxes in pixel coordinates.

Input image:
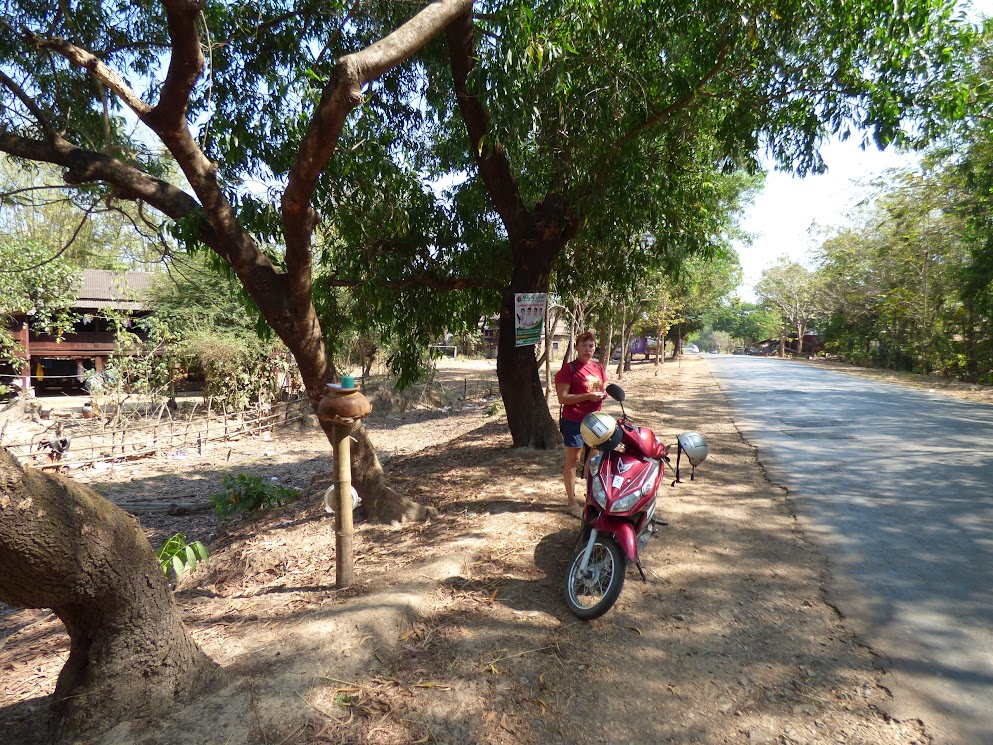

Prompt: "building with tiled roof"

[4,269,159,395]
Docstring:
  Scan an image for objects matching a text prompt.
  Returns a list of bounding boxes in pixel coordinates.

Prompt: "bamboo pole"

[333,422,354,588]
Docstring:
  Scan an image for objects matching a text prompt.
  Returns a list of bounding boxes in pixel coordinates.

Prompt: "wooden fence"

[2,397,313,471]
[2,376,500,473]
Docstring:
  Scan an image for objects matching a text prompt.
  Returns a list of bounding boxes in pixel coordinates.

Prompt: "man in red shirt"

[554,331,607,515]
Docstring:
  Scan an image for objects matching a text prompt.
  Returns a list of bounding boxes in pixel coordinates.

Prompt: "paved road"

[705,355,993,745]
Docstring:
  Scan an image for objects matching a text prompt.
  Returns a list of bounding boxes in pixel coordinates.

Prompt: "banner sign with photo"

[514,292,546,347]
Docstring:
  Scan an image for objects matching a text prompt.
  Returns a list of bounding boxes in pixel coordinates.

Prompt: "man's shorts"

[559,418,584,449]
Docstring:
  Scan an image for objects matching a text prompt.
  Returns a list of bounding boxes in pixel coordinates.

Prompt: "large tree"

[814,168,971,373]
[0,236,81,365]
[755,259,825,355]
[1,0,476,513]
[435,0,976,447]
[706,298,782,347]
[1,155,162,270]
[0,0,472,738]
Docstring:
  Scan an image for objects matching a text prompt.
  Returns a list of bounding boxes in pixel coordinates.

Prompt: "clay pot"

[317,388,372,423]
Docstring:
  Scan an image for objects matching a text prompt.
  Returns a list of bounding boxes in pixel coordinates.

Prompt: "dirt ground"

[0,355,962,744]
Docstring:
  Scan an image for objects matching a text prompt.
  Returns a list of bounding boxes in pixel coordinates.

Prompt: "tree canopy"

[1,0,981,440]
[422,0,980,444]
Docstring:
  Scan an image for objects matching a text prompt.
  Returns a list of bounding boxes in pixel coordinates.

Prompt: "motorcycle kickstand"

[635,561,647,582]
[651,517,669,527]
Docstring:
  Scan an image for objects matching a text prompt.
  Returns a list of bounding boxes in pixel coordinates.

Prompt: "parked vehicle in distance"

[613,337,658,361]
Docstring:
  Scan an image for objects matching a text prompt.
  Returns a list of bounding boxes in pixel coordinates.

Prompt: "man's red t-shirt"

[554,360,607,422]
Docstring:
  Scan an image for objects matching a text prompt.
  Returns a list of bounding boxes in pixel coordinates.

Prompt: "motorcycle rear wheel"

[564,536,626,620]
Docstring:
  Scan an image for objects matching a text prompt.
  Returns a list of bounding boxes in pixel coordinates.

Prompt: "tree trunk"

[497,285,561,449]
[655,297,667,374]
[544,302,553,402]
[297,359,427,523]
[621,310,637,374]
[361,344,376,380]
[964,305,978,381]
[563,313,576,363]
[447,14,576,450]
[615,306,626,379]
[242,277,428,524]
[599,319,614,368]
[326,420,436,523]
[493,207,571,449]
[0,449,222,743]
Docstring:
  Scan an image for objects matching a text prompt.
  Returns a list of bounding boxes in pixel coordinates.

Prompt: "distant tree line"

[741,34,993,382]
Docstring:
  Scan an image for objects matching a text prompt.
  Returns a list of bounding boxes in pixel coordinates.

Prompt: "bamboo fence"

[2,397,312,471]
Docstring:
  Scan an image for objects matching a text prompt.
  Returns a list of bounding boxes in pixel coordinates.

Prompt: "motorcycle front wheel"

[564,536,626,620]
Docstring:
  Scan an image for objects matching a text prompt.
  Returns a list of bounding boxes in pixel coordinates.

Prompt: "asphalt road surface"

[706,355,993,745]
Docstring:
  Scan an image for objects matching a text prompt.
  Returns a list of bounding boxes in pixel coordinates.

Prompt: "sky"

[734,139,918,302]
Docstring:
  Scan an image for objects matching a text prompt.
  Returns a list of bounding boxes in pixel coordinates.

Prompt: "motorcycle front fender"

[591,513,639,563]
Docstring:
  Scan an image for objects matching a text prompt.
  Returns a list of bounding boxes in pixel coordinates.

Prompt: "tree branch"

[21,30,153,117]
[0,130,199,221]
[150,0,205,131]
[0,200,95,274]
[0,70,59,140]
[614,33,730,152]
[212,9,311,49]
[0,183,76,203]
[322,273,503,292]
[282,0,473,302]
[0,127,295,330]
[113,0,279,300]
[445,8,532,244]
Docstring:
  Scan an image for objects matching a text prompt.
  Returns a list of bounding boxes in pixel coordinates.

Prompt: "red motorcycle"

[564,383,708,619]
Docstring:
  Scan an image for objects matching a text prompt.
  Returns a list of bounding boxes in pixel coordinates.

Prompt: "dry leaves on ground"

[1,358,939,744]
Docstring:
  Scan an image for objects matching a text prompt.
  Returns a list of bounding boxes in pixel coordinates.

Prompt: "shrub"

[212,472,299,517]
[157,533,209,579]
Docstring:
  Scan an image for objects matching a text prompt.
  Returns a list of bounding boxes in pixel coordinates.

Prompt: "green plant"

[156,533,209,579]
[212,472,299,517]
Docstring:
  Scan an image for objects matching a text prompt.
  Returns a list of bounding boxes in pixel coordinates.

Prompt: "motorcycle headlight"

[591,477,607,509]
[610,489,643,513]
[609,462,659,513]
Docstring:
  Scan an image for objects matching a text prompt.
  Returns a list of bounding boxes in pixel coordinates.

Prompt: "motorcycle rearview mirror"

[605,383,627,420]
[605,383,625,401]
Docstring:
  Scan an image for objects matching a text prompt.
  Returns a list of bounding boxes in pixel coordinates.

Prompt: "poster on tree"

[515,293,546,347]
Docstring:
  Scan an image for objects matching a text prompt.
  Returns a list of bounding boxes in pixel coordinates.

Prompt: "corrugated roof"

[76,269,156,311]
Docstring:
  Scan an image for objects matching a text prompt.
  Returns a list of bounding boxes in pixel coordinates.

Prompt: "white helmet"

[676,432,708,466]
[581,412,623,451]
